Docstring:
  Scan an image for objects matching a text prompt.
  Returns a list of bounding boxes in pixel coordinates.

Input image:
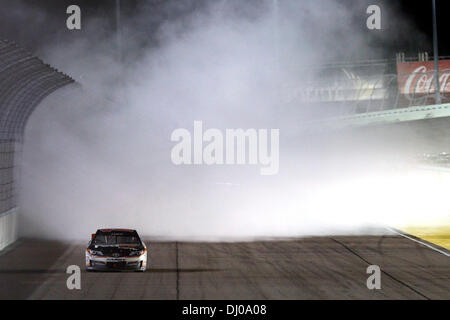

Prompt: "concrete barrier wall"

[0,207,18,250]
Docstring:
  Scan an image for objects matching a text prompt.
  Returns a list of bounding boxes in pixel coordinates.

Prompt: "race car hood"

[88,244,145,257]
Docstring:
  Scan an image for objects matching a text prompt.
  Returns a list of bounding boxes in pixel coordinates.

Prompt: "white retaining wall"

[0,207,18,250]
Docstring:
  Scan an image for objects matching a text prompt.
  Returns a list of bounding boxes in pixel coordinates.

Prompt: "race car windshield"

[93,232,140,245]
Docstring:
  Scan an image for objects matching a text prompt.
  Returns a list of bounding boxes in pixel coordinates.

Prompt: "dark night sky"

[395,0,449,56]
[1,0,449,62]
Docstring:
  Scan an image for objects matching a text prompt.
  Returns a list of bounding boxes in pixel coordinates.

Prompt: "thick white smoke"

[18,0,449,240]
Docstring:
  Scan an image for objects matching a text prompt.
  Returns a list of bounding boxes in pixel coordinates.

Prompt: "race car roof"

[98,228,136,232]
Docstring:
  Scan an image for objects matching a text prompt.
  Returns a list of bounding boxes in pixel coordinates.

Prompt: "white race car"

[86,229,147,272]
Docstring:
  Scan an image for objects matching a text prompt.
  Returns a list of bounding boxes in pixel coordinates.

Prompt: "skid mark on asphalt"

[331,237,430,300]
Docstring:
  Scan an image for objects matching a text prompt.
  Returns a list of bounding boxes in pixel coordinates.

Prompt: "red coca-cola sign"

[397,60,450,98]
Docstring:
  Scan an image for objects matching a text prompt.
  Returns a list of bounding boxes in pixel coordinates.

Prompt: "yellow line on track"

[400,218,450,250]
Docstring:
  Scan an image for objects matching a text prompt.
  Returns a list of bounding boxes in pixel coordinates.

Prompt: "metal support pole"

[432,0,441,104]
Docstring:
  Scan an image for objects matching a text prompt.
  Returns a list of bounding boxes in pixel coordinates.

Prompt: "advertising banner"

[397,60,450,96]
[282,64,390,104]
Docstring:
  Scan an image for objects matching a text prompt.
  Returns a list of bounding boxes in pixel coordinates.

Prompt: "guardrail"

[304,102,450,132]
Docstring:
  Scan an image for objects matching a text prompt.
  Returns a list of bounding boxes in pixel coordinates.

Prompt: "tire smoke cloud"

[17,0,448,240]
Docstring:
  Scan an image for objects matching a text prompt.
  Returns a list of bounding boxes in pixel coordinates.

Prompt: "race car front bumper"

[86,251,147,271]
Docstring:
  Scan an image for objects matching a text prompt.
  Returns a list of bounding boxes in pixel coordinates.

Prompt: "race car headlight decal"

[87,249,103,256]
[129,249,146,257]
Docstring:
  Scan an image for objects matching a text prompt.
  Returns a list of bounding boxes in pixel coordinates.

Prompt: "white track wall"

[0,208,18,250]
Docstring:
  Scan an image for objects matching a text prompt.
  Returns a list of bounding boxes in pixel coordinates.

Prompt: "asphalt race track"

[0,233,449,300]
